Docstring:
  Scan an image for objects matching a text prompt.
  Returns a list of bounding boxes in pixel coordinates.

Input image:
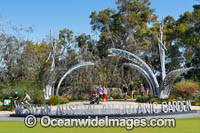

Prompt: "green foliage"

[48,96,69,105]
[32,94,46,104]
[193,95,200,106]
[70,96,84,101]
[150,98,162,104]
[0,80,44,104]
[90,0,157,57]
[136,96,151,103]
[163,4,200,81]
[0,0,199,102]
[137,97,176,104]
[48,96,60,105]
[0,106,8,111]
[59,96,70,104]
[126,95,131,99]
[172,80,199,99]
[112,94,122,99]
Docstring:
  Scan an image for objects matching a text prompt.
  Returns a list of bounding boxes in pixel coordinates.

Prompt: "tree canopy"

[0,0,199,98]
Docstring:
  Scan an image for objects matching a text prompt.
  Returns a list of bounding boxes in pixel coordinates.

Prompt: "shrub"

[70,97,78,101]
[191,101,200,106]
[172,80,199,99]
[59,96,69,104]
[126,95,131,99]
[112,94,122,99]
[32,95,46,104]
[136,96,150,103]
[48,96,60,105]
[70,96,84,101]
[168,99,177,102]
[134,90,140,97]
[193,95,200,106]
[177,97,183,101]
[0,106,7,111]
[0,80,44,104]
[150,98,161,103]
[195,102,200,106]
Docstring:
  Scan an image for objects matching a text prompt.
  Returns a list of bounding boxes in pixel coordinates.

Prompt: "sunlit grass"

[0,117,200,133]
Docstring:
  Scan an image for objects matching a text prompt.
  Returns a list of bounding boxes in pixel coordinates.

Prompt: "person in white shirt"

[22,91,31,104]
[97,85,103,99]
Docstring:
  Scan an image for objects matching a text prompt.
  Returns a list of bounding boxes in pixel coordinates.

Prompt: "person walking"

[97,85,103,100]
[122,84,128,100]
[103,87,107,102]
[140,84,145,97]
[144,83,149,96]
[129,82,135,100]
[10,91,19,108]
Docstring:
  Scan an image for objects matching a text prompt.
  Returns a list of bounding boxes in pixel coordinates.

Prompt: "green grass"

[0,118,200,133]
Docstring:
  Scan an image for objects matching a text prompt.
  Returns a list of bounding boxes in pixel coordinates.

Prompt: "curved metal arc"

[108,48,160,95]
[56,62,95,96]
[123,63,156,97]
[160,67,194,99]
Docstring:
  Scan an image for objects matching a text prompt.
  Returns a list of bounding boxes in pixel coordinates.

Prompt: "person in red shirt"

[103,87,107,102]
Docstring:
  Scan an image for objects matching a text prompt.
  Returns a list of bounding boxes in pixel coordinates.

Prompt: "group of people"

[93,82,150,102]
[11,91,31,107]
[121,82,149,100]
[96,85,107,102]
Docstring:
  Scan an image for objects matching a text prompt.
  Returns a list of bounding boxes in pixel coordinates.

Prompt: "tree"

[90,0,157,57]
[163,4,200,81]
[89,0,158,86]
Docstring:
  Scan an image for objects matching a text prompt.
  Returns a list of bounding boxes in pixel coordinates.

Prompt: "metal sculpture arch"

[108,48,160,96]
[107,23,194,99]
[160,67,194,99]
[56,62,95,96]
[108,48,194,98]
[123,63,155,97]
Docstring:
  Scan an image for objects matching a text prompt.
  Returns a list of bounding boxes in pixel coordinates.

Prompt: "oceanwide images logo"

[24,115,176,130]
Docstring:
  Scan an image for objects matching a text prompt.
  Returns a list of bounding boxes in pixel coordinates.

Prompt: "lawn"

[0,118,200,133]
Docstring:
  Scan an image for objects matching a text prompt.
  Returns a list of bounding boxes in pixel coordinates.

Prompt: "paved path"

[0,101,200,121]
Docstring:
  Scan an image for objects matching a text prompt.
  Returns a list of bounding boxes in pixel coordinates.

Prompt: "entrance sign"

[14,101,192,116]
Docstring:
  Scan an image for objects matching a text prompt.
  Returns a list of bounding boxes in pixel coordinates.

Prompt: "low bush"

[48,96,60,105]
[59,96,69,104]
[150,98,162,104]
[126,95,131,99]
[168,98,177,102]
[70,96,84,101]
[136,96,151,103]
[112,94,122,99]
[32,96,46,104]
[0,80,44,104]
[0,106,7,111]
[191,101,200,106]
[193,95,200,106]
[48,96,69,105]
[172,80,199,99]
[0,105,15,111]
[177,97,183,101]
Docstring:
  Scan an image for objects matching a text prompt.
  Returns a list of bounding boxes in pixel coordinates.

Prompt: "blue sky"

[0,0,198,41]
